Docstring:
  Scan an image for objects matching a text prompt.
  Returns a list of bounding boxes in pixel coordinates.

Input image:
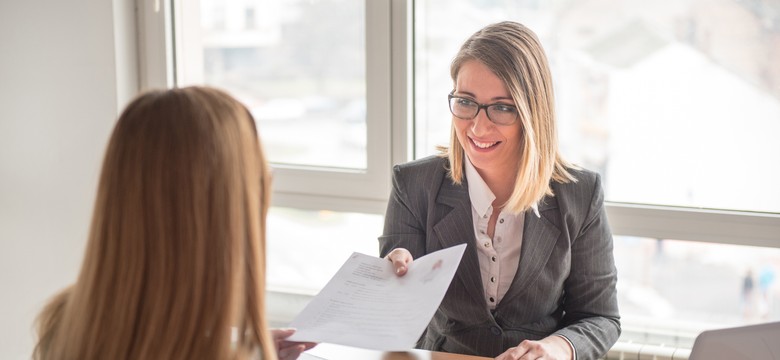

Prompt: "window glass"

[266,207,383,292]
[200,0,367,169]
[614,235,780,346]
[414,0,780,213]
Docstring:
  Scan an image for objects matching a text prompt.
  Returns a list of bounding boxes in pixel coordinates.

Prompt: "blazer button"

[490,326,502,335]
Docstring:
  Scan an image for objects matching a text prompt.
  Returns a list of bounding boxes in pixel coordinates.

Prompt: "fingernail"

[396,267,405,274]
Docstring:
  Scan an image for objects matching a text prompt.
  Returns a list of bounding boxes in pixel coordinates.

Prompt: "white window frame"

[607,203,780,248]
[138,0,410,215]
[137,0,176,90]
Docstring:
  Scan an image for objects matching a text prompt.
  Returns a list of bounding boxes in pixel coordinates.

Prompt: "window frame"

[139,0,409,214]
[607,203,780,248]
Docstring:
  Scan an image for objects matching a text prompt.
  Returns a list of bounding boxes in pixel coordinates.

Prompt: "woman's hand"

[384,248,414,276]
[494,335,573,360]
[271,328,317,360]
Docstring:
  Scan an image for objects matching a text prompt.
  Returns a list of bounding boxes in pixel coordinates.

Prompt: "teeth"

[472,139,497,149]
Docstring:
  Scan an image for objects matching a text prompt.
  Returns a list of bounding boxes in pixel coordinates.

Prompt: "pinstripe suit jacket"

[379,156,620,360]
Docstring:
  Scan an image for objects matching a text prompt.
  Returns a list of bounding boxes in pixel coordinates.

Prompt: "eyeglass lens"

[449,96,518,125]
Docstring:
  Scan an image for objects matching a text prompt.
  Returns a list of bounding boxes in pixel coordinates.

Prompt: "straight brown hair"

[33,86,275,360]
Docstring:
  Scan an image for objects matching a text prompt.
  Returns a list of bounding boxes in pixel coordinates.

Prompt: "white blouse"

[464,158,537,309]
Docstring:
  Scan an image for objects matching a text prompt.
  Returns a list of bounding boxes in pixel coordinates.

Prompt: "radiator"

[604,341,692,360]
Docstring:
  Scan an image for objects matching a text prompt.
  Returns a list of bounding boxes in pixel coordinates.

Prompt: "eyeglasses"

[448,92,519,126]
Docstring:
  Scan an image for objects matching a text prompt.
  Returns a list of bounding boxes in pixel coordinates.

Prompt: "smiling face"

[453,60,523,181]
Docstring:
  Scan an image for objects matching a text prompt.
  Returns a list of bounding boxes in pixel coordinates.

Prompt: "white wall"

[0,1,135,358]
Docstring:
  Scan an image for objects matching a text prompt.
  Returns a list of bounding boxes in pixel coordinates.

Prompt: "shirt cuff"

[554,334,577,360]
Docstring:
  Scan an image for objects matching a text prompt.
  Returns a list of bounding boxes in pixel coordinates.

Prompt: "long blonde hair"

[33,86,276,360]
[445,21,577,214]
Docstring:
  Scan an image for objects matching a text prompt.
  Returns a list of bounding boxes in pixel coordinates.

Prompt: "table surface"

[303,343,492,360]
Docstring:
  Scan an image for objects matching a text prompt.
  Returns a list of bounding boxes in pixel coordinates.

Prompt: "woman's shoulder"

[392,155,449,179]
[390,155,451,203]
[565,166,600,187]
[551,166,603,203]
[394,154,447,170]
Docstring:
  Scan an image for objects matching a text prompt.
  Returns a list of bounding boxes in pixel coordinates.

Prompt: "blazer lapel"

[499,196,561,306]
[431,177,487,308]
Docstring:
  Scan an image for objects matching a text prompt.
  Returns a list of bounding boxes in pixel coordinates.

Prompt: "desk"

[304,343,492,360]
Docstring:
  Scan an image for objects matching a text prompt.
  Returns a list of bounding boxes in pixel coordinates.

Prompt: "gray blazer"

[379,156,620,359]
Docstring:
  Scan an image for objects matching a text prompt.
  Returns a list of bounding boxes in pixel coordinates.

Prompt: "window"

[158,0,397,213]
[614,235,780,348]
[199,0,367,170]
[266,208,383,292]
[141,0,780,350]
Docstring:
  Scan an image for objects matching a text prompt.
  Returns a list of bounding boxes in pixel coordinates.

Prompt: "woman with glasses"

[33,87,315,360]
[380,22,619,360]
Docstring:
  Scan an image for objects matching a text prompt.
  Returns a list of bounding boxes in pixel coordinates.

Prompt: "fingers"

[495,346,526,360]
[494,340,547,360]
[271,328,296,341]
[279,341,317,352]
[385,248,414,276]
[276,342,317,360]
[496,347,520,360]
[271,328,318,360]
[277,344,306,360]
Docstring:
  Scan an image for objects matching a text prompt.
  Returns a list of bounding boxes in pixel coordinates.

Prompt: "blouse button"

[499,218,504,224]
[490,276,495,283]
[489,297,495,303]
[483,242,490,247]
[491,256,496,262]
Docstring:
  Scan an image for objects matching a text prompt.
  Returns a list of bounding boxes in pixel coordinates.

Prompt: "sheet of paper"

[286,244,467,351]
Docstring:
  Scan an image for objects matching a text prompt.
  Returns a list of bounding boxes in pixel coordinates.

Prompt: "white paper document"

[286,244,467,351]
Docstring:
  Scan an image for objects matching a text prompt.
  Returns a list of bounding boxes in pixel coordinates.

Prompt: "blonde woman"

[33,86,315,360]
[381,22,620,360]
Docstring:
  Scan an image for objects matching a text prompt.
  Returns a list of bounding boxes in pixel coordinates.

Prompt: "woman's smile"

[469,136,501,151]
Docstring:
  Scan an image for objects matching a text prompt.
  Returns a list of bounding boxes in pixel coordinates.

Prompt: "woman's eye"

[493,104,517,113]
[457,98,476,107]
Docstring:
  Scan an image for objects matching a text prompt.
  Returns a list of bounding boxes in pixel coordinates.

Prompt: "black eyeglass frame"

[447,92,520,126]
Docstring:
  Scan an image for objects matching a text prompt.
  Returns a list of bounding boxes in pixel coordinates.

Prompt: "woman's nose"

[470,109,492,136]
